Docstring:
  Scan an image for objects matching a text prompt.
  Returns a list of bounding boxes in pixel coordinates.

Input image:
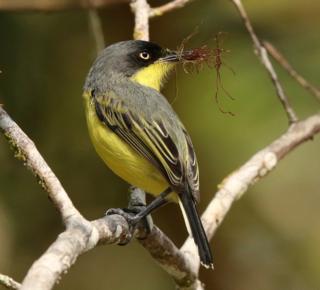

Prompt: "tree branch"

[180,113,320,277]
[0,274,21,290]
[230,0,298,124]
[2,1,319,290]
[0,107,82,226]
[263,41,320,102]
[149,0,193,18]
[0,106,186,290]
[130,0,150,40]
[0,0,128,12]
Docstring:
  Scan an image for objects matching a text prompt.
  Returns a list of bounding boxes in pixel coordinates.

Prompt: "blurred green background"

[1,0,320,289]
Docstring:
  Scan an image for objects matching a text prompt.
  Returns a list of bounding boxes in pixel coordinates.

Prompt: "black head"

[84,40,184,92]
[93,40,179,75]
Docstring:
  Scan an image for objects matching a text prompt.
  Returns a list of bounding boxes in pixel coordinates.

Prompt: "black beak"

[159,48,195,63]
[158,49,184,63]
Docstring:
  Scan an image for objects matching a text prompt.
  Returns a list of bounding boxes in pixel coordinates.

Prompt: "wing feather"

[93,92,199,199]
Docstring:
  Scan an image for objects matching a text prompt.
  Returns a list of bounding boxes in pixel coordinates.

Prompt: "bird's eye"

[139,51,151,60]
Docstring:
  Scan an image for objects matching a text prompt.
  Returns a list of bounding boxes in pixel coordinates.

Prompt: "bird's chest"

[83,94,168,195]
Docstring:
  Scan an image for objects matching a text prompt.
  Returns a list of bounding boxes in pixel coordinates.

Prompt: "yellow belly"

[84,93,169,196]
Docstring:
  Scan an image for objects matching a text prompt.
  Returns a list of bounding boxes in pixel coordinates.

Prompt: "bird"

[83,40,213,268]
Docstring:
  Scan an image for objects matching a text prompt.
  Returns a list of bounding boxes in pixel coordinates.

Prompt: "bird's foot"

[106,205,153,244]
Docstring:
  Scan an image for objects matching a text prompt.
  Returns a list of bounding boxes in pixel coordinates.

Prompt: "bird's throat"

[131,62,175,91]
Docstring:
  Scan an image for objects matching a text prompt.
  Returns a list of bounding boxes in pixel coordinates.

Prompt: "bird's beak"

[158,49,188,63]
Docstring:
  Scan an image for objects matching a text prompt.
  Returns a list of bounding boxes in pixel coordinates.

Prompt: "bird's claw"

[106,206,153,243]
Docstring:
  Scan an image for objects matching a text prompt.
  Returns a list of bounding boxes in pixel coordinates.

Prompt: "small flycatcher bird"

[83,40,213,268]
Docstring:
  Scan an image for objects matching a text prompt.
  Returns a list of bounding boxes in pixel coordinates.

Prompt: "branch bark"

[131,0,150,40]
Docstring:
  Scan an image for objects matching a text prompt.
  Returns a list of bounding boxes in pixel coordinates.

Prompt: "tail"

[179,192,214,269]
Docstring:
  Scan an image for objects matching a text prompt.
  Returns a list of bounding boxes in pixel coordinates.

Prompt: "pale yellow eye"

[139,51,151,60]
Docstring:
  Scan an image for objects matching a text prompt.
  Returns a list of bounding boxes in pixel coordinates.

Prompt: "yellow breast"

[83,92,169,196]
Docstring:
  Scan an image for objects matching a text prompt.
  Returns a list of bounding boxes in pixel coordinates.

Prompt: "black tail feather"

[179,192,214,269]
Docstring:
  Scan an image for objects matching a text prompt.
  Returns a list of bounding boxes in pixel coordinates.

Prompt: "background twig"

[230,0,298,124]
[264,41,320,102]
[88,9,105,53]
[0,0,128,12]
[149,0,193,18]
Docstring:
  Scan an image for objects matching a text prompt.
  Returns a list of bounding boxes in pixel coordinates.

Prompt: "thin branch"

[263,41,320,102]
[0,107,82,226]
[88,9,105,53]
[0,0,128,12]
[149,0,193,18]
[180,113,320,275]
[130,0,150,40]
[0,274,21,290]
[230,0,298,124]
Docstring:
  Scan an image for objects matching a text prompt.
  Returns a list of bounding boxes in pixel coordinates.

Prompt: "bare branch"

[263,41,320,102]
[149,0,193,18]
[0,107,82,226]
[88,9,105,53]
[0,274,21,290]
[230,0,298,124]
[181,113,320,274]
[0,0,128,12]
[130,0,150,40]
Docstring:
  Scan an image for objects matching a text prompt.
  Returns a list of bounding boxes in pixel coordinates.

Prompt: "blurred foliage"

[0,0,320,289]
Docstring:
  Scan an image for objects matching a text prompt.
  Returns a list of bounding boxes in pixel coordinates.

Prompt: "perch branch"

[263,41,320,102]
[0,274,21,290]
[230,0,298,124]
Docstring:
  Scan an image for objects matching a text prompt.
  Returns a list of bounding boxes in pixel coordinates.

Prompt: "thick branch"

[0,274,21,290]
[230,0,298,124]
[20,214,133,290]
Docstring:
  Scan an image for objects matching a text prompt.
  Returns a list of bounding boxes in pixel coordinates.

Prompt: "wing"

[92,91,199,200]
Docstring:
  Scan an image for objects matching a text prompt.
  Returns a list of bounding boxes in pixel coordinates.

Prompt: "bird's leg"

[106,187,172,243]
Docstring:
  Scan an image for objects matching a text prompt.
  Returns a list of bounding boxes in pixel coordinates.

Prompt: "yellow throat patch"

[131,61,175,91]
